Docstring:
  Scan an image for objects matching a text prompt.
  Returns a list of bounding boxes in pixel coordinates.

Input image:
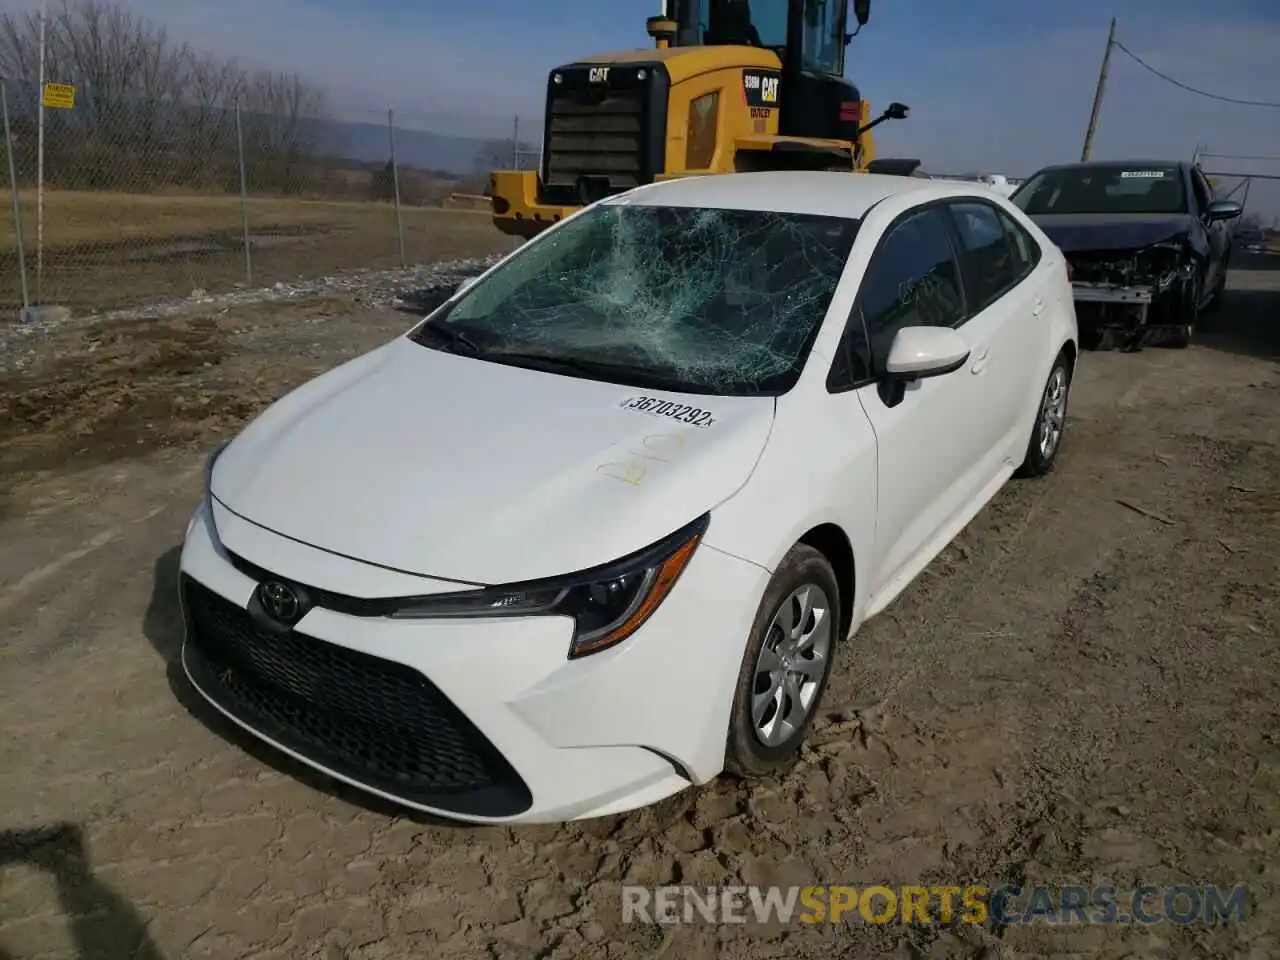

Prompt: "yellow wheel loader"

[489,0,914,239]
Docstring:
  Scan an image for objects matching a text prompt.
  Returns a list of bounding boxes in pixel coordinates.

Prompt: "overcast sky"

[12,0,1280,216]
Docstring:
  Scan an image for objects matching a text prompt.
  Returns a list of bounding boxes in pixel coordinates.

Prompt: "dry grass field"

[0,189,513,314]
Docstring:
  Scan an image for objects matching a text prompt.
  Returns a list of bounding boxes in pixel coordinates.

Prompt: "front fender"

[699,381,878,632]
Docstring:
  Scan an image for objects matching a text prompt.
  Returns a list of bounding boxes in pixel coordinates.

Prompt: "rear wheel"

[724,545,839,778]
[1016,353,1072,478]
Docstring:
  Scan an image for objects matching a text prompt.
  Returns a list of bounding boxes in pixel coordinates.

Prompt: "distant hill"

[312,117,532,175]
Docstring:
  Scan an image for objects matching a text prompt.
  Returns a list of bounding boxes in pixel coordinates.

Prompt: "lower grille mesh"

[180,576,531,816]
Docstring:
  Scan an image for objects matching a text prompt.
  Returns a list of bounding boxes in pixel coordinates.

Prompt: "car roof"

[608,171,973,220]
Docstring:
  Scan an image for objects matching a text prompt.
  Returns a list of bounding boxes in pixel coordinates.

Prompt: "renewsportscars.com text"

[621,884,1248,926]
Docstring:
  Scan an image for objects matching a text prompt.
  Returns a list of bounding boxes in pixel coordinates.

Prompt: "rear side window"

[997,209,1041,280]
[950,202,1018,311]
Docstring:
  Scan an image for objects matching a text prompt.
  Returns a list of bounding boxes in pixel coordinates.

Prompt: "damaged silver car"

[1011,160,1242,350]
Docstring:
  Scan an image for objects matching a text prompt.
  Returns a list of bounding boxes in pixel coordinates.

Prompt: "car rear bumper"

[177,502,769,824]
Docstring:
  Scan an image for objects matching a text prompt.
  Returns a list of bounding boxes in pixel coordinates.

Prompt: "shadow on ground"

[142,546,471,829]
[1232,250,1280,273]
[0,823,164,960]
[1200,285,1280,362]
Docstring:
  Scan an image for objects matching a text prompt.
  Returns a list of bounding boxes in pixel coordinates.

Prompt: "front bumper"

[177,502,769,824]
[1070,281,1154,307]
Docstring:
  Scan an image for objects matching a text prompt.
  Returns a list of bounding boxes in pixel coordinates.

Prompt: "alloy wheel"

[750,584,833,747]
[1039,365,1068,461]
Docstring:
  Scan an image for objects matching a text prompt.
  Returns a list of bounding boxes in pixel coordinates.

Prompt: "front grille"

[544,88,646,195]
[180,576,531,817]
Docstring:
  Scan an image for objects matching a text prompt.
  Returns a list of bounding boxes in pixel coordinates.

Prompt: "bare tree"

[238,69,330,194]
[0,0,333,194]
[177,53,243,188]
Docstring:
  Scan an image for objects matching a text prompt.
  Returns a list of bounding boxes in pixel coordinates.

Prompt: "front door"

[843,206,986,600]
[1192,167,1229,296]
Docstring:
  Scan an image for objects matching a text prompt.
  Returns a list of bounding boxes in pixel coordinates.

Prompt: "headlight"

[1133,240,1187,279]
[388,513,709,659]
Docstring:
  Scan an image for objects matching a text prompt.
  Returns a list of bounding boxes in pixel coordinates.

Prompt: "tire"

[1016,352,1072,478]
[724,544,840,779]
[1168,272,1202,349]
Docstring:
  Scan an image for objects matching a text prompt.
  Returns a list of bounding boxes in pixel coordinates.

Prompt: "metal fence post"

[2,78,30,319]
[235,100,253,287]
[388,108,405,268]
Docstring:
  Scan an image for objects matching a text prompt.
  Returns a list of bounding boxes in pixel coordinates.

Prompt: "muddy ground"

[0,268,1277,959]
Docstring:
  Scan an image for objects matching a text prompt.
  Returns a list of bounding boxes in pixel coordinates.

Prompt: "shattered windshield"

[1011,166,1188,216]
[410,202,860,395]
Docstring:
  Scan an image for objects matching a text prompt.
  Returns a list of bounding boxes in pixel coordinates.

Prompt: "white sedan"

[179,171,1078,824]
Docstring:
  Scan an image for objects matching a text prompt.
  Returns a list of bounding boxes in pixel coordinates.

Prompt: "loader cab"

[668,0,869,144]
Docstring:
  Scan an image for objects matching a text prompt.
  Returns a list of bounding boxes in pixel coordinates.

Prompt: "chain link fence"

[0,79,542,315]
[1199,155,1280,246]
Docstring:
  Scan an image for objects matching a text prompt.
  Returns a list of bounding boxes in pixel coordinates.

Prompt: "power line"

[1111,39,1280,108]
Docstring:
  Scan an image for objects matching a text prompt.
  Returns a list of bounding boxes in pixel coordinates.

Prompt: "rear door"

[945,199,1045,469]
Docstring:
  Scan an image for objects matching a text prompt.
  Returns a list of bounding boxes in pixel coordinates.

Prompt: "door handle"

[1032,297,1045,317]
[970,347,990,374]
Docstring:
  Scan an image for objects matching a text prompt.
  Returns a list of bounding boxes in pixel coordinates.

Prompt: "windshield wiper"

[413,320,480,354]
[481,351,721,394]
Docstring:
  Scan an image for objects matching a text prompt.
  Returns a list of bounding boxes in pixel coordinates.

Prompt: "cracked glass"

[411,202,860,396]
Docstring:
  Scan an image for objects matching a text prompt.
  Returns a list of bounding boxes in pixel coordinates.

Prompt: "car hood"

[1030,213,1192,253]
[210,337,775,585]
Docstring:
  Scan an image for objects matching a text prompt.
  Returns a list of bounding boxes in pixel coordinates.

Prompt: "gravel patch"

[0,255,504,369]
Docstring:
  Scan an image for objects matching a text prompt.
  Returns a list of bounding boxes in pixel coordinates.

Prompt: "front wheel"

[724,544,839,779]
[1168,273,1202,349]
[1016,353,1072,478]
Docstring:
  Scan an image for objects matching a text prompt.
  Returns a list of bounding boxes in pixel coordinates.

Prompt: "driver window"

[844,208,966,380]
[801,0,844,75]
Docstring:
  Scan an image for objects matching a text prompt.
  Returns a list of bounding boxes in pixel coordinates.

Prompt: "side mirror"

[455,276,478,296]
[1205,199,1243,222]
[852,0,870,26]
[885,101,909,120]
[884,326,970,381]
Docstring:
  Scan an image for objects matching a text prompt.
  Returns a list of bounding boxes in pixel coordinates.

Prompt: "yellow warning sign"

[42,82,75,109]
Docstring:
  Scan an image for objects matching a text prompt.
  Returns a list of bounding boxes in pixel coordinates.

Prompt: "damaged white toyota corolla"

[179,171,1078,824]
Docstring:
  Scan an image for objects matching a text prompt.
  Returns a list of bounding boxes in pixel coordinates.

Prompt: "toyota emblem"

[258,580,301,624]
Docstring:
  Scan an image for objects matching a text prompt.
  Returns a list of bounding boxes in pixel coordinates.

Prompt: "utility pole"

[1080,17,1116,162]
[37,0,46,301]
